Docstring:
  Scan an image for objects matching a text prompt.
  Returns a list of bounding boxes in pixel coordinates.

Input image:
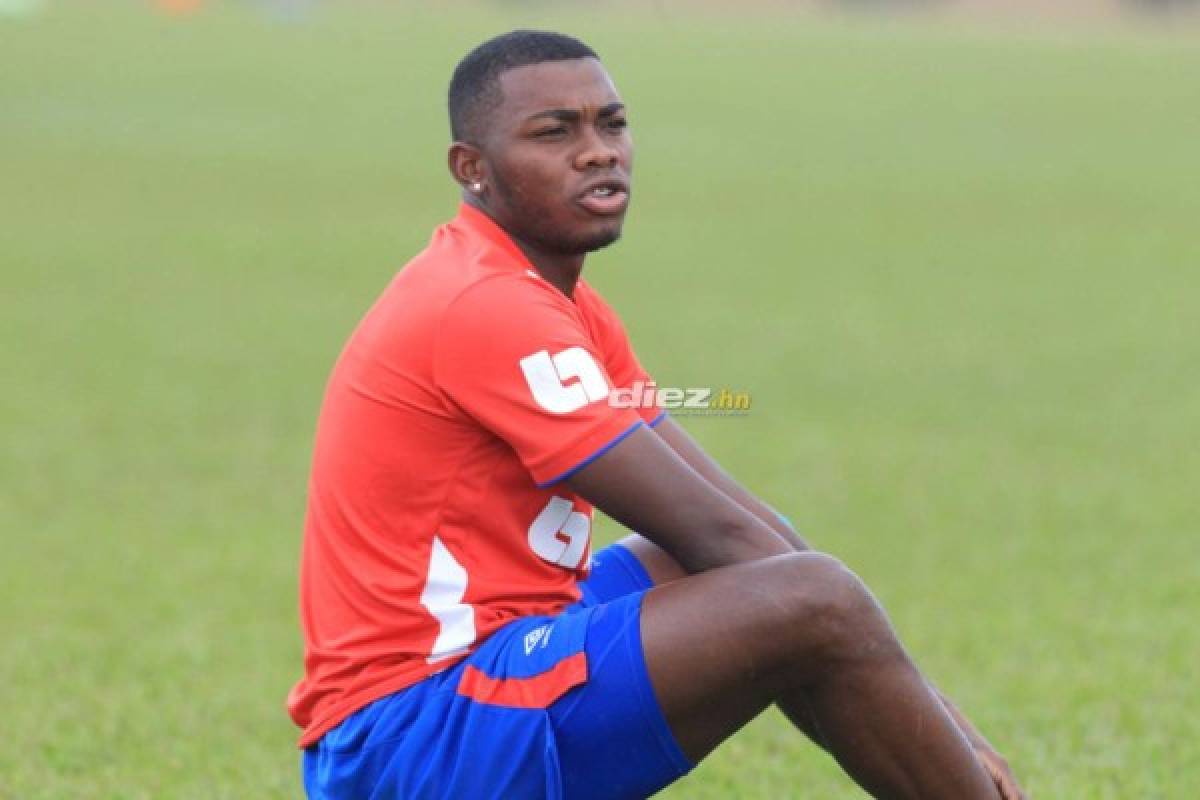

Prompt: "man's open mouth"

[577,180,630,215]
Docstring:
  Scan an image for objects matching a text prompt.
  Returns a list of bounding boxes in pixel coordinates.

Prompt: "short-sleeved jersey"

[287,203,662,748]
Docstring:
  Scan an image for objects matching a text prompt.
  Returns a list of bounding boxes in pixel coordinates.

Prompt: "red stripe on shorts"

[457,652,588,708]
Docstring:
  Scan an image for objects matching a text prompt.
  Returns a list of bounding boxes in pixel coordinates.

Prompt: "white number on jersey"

[519,347,610,414]
[528,496,591,570]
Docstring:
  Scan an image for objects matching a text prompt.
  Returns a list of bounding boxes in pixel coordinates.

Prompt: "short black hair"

[448,30,599,144]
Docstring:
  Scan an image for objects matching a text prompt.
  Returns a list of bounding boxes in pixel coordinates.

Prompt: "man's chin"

[521,217,624,257]
[566,218,625,254]
[577,227,622,254]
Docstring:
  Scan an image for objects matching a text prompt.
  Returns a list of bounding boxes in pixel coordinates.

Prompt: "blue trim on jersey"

[536,420,645,487]
[647,410,668,428]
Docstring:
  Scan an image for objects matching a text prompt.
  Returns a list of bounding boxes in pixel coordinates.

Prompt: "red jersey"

[288,203,660,747]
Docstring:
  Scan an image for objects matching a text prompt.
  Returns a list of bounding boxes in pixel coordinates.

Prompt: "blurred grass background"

[2,2,1198,797]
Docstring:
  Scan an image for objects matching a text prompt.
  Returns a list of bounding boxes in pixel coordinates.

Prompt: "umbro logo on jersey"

[524,624,552,655]
[519,347,610,414]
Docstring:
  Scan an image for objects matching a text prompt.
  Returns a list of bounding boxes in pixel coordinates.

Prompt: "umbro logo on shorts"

[524,624,552,655]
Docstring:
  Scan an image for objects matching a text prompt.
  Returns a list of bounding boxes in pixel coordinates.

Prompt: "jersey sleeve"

[583,284,665,427]
[434,277,647,486]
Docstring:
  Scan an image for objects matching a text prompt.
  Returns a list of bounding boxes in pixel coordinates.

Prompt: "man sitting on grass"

[288,29,1026,800]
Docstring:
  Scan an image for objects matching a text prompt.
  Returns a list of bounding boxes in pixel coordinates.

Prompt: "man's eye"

[608,118,628,131]
[534,127,567,138]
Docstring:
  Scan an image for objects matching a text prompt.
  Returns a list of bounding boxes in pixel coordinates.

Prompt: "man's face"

[478,58,632,257]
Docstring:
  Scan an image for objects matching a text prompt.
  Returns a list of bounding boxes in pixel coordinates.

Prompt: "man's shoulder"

[574,279,630,340]
[437,266,573,332]
[370,237,543,334]
[575,279,615,314]
[388,216,555,303]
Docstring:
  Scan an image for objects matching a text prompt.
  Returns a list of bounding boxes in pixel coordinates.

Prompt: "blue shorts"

[302,544,694,800]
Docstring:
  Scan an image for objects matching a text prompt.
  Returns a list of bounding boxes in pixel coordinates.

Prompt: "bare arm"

[651,416,809,551]
[564,424,793,574]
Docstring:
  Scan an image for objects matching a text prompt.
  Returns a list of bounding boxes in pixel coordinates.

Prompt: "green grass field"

[2,2,1198,797]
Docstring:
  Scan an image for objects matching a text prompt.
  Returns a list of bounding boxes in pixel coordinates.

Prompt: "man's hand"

[937,690,1027,800]
[976,745,1026,800]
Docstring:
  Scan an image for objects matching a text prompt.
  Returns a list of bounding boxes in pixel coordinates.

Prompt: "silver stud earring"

[471,182,482,193]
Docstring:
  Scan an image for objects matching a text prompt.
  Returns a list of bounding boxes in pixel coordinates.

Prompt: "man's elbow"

[674,513,796,574]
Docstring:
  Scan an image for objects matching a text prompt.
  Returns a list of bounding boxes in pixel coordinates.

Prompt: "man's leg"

[618,536,999,800]
[618,535,828,749]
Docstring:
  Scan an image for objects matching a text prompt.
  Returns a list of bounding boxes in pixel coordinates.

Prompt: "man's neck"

[510,237,584,299]
[465,198,585,298]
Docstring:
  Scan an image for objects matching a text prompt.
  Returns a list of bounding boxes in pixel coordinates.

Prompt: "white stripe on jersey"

[420,535,475,663]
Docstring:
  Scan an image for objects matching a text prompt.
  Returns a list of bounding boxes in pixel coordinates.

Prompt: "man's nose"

[575,131,621,170]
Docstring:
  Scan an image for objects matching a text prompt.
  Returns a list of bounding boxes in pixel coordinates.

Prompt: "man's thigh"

[574,540,658,607]
[548,589,693,800]
[608,534,687,588]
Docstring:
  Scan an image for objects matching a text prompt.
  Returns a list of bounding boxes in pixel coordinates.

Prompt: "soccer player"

[288,30,1026,800]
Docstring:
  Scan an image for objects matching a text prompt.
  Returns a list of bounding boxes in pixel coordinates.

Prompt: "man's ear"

[448,142,486,193]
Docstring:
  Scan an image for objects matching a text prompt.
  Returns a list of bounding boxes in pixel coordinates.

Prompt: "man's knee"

[759,552,896,665]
